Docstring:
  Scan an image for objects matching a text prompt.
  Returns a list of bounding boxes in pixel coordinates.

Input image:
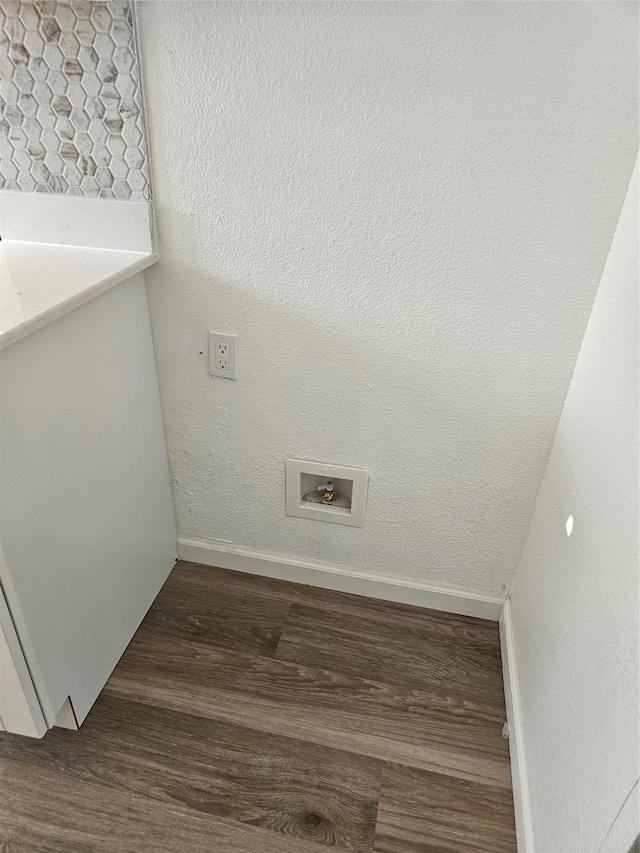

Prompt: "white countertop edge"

[0,192,154,254]
[0,251,158,352]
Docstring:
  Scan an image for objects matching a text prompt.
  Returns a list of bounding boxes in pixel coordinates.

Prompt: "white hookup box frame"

[285,459,369,528]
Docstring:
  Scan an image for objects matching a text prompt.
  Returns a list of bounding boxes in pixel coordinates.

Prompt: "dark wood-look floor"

[0,561,516,852]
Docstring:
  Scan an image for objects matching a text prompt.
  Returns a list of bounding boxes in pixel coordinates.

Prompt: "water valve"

[301,478,350,509]
[317,481,336,504]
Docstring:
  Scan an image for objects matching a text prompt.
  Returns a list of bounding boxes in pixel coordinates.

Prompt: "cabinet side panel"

[0,273,177,723]
[0,587,46,737]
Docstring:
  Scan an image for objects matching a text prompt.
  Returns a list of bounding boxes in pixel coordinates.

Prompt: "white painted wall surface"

[510,162,639,852]
[138,2,638,595]
[0,272,177,726]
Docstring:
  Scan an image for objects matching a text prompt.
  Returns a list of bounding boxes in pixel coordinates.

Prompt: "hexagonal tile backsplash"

[0,0,150,201]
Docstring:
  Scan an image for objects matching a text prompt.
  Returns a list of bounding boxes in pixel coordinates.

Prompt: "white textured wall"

[511,161,638,852]
[138,2,637,595]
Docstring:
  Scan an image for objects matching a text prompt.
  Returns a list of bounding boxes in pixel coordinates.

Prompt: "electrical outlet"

[215,341,229,371]
[208,332,238,379]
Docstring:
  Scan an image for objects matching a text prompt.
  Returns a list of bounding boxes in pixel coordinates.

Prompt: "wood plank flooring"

[0,561,516,852]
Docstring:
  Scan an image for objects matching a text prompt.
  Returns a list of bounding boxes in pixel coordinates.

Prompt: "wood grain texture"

[0,560,515,851]
[275,604,505,701]
[0,754,330,853]
[175,562,501,648]
[144,573,290,657]
[105,626,511,788]
[0,694,379,852]
[374,763,517,853]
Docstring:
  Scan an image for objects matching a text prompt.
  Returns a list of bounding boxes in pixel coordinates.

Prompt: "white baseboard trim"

[500,598,535,852]
[177,537,504,621]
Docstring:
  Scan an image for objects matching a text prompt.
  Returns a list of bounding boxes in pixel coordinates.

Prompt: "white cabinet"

[0,582,47,738]
[0,235,177,736]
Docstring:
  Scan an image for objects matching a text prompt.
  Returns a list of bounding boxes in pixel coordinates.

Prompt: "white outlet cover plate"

[285,459,369,528]
[209,331,238,379]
